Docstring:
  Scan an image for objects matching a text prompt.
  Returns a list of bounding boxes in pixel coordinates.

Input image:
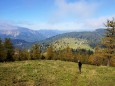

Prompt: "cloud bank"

[17,16,114,31]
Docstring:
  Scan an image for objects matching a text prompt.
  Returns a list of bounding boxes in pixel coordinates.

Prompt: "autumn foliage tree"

[46,46,53,60]
[102,18,115,66]
[30,44,41,60]
[89,45,104,65]
[62,46,73,61]
[89,18,115,66]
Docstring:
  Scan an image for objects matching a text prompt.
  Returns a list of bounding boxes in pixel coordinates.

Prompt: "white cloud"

[18,16,115,31]
[54,0,99,18]
[84,16,115,30]
[18,22,80,31]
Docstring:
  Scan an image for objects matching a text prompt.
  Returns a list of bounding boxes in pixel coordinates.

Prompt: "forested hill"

[36,29,105,48]
[10,29,105,49]
[11,39,32,49]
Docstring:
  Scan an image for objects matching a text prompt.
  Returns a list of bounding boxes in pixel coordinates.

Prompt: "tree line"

[0,38,93,63]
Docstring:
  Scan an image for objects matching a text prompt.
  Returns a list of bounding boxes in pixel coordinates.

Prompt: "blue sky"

[0,0,115,31]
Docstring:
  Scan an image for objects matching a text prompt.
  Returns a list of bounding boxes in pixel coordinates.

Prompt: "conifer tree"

[102,18,115,66]
[0,38,6,62]
[4,38,14,61]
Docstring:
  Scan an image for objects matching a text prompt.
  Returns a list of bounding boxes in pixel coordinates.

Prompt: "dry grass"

[0,60,115,86]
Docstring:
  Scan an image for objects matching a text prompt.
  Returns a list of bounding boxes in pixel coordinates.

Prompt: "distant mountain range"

[0,24,65,42]
[0,23,105,49]
[36,29,105,48]
[38,30,65,38]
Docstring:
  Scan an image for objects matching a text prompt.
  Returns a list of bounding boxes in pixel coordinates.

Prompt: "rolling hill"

[8,29,105,50]
[34,29,105,50]
[0,60,114,86]
[51,38,93,50]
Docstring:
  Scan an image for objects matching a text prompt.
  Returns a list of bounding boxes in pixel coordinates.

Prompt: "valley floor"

[0,60,115,86]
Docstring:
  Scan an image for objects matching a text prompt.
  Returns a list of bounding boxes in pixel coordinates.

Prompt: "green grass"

[51,38,93,51]
[0,60,115,86]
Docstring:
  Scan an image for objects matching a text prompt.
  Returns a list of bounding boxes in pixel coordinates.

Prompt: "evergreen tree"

[0,38,6,62]
[102,18,115,66]
[4,38,14,61]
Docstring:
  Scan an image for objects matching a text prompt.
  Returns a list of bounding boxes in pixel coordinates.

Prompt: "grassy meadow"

[0,60,115,86]
[51,38,93,51]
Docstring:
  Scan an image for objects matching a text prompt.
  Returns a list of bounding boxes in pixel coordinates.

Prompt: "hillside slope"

[0,28,66,43]
[51,38,93,50]
[37,29,105,48]
[38,30,65,38]
[0,60,114,86]
[0,23,65,42]
[11,39,32,49]
[0,25,46,42]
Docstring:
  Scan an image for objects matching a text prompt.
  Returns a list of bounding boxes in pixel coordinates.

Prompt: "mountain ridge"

[0,23,105,49]
[0,24,65,42]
